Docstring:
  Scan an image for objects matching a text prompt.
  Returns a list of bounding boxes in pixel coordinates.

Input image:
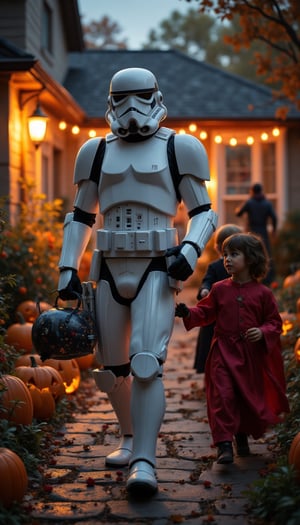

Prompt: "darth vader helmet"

[32,298,97,361]
[105,67,167,138]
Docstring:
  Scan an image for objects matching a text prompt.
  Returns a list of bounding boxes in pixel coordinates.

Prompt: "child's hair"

[215,224,242,249]
[222,233,269,280]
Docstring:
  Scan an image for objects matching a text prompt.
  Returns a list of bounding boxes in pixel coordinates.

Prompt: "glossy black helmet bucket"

[32,297,97,361]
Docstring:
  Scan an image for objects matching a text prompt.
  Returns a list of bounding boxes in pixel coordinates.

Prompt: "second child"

[176,233,289,464]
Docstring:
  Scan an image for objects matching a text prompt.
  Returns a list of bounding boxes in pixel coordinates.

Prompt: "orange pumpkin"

[0,448,28,508]
[288,432,300,480]
[14,353,43,367]
[0,374,33,425]
[14,356,65,403]
[16,300,51,323]
[43,358,81,393]
[296,297,300,325]
[279,311,297,335]
[294,337,300,362]
[75,352,95,370]
[28,384,56,420]
[5,315,33,353]
[283,274,297,288]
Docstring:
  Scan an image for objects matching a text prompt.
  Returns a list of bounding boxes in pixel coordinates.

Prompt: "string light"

[229,137,237,146]
[199,131,207,140]
[261,132,269,141]
[272,127,280,137]
[89,129,97,138]
[72,125,80,135]
[189,123,197,133]
[59,121,67,130]
[246,136,254,145]
[214,135,222,144]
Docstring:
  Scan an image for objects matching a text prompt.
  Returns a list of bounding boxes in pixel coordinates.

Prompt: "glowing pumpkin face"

[43,358,81,394]
[294,338,300,362]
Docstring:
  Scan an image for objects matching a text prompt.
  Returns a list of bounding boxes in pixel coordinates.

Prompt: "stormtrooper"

[58,67,217,496]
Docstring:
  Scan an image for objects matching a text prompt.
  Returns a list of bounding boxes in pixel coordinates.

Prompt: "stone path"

[29,286,276,524]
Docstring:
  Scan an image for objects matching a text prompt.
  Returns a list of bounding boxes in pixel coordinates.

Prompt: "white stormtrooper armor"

[58,68,217,497]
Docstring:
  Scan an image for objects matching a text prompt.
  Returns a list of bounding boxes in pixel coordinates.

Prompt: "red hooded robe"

[183,279,289,444]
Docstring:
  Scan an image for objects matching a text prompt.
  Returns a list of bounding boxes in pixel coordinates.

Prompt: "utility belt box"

[96,228,177,256]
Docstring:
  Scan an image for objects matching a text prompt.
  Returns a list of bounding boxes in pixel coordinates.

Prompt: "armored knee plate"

[130,353,162,382]
[93,369,118,393]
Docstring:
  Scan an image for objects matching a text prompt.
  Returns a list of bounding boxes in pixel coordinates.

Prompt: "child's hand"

[245,327,263,342]
[175,303,190,318]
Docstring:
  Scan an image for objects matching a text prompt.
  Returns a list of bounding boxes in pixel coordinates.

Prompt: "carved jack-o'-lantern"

[14,356,65,404]
[43,358,81,394]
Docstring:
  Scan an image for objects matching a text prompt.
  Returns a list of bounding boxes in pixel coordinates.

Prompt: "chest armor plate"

[98,133,178,216]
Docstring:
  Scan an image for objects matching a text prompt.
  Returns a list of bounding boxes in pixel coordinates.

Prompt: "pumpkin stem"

[15,311,26,325]
[30,356,38,368]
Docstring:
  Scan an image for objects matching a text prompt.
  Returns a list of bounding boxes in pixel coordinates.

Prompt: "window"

[42,2,53,54]
[225,145,251,195]
[220,139,278,225]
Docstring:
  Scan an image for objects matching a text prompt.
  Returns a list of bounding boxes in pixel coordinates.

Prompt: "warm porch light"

[214,135,222,144]
[59,121,67,130]
[189,123,197,132]
[27,103,48,147]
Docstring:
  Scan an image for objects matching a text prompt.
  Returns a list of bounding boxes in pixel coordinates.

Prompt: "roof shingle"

[64,49,299,120]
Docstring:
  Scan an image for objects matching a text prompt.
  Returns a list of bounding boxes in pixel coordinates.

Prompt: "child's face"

[223,248,247,277]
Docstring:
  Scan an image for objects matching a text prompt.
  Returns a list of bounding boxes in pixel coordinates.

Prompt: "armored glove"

[166,243,199,281]
[175,303,190,318]
[58,268,82,301]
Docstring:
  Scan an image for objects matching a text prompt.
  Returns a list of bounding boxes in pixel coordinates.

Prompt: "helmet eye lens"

[112,94,127,104]
[112,91,154,107]
[138,92,153,100]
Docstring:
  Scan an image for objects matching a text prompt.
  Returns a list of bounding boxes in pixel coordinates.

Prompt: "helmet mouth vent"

[128,120,139,133]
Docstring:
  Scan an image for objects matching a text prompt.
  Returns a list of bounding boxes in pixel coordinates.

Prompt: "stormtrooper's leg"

[93,279,133,466]
[126,270,175,495]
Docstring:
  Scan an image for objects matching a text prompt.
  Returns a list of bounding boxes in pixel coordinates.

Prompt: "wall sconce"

[27,102,48,148]
[20,88,48,148]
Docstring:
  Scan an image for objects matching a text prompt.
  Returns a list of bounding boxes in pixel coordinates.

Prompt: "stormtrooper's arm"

[58,139,101,298]
[166,134,218,280]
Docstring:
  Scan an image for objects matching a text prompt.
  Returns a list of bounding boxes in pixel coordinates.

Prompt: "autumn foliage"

[195,0,300,117]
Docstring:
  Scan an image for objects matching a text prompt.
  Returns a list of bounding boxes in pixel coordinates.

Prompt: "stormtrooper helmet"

[105,67,167,138]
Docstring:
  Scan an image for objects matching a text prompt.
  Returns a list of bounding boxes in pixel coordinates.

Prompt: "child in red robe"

[175,233,289,464]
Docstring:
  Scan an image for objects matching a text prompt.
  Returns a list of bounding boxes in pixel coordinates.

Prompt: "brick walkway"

[30,286,276,524]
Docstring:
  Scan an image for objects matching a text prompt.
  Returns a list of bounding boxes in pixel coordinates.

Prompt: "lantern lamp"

[27,102,48,148]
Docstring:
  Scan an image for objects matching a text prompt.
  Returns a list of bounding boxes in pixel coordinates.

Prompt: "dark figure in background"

[194,224,242,374]
[235,183,277,284]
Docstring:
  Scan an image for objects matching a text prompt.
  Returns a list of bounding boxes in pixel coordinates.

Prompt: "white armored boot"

[126,353,166,496]
[93,370,133,467]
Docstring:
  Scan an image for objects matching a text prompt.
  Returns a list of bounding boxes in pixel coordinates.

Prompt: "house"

[0,0,299,231]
